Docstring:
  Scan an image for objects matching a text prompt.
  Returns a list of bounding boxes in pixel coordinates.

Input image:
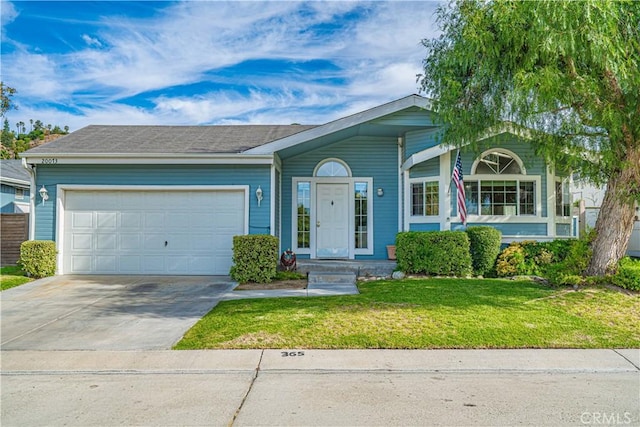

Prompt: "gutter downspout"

[397,136,403,232]
[22,158,36,240]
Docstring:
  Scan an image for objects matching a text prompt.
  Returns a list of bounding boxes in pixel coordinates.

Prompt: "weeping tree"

[420,0,639,276]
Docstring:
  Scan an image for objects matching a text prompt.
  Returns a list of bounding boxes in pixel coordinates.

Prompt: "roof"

[0,160,30,186]
[24,125,317,155]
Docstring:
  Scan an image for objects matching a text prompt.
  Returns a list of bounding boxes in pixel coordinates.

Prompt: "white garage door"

[63,190,246,275]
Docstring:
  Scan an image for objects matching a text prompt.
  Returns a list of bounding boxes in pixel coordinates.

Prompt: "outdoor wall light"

[39,185,49,205]
[256,185,263,207]
[377,188,384,197]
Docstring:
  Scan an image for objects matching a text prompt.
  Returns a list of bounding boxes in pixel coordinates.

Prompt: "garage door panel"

[64,190,245,275]
[118,256,141,273]
[95,256,117,272]
[120,212,141,228]
[120,234,142,250]
[72,212,93,228]
[97,212,117,228]
[96,234,117,250]
[143,234,166,250]
[71,255,92,273]
[144,212,165,229]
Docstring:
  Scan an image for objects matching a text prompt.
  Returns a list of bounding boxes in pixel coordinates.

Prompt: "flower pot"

[386,245,396,260]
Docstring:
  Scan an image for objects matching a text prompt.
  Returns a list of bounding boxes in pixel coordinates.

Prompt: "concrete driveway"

[0,275,235,350]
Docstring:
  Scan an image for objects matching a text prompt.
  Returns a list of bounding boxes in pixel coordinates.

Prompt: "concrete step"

[307,271,356,286]
[298,261,359,275]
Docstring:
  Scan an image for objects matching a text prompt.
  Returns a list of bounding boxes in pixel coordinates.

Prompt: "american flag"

[452,151,467,225]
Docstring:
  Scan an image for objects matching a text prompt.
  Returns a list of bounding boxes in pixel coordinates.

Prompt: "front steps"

[297,260,396,278]
[307,271,358,295]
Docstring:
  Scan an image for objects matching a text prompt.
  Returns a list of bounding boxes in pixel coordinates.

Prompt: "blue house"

[1,160,31,213]
[22,95,573,275]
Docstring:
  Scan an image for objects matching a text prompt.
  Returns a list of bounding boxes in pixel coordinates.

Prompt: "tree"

[420,0,639,276]
[1,82,17,117]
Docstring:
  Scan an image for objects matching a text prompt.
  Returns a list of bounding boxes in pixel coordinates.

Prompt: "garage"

[61,188,247,275]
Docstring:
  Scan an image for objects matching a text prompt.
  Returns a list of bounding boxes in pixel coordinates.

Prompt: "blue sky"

[1,1,441,131]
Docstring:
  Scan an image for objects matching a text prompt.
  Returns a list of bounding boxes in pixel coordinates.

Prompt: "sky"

[1,1,442,132]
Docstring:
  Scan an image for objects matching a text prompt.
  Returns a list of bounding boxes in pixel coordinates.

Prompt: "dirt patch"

[235,279,307,290]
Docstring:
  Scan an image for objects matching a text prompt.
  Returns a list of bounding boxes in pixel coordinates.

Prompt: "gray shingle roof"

[24,125,317,155]
[0,160,30,183]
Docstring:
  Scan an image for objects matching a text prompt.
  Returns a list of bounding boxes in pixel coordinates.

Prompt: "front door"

[316,183,349,258]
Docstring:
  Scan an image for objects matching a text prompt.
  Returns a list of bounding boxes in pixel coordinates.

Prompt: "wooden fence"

[1,213,29,266]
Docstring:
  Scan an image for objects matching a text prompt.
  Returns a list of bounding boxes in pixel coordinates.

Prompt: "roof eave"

[22,152,275,165]
[244,95,432,155]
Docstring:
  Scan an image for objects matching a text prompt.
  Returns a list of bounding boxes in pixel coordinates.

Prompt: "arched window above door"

[472,149,525,175]
[314,158,351,177]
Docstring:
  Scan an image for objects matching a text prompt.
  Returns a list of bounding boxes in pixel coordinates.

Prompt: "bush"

[229,235,279,283]
[19,240,57,278]
[466,226,502,276]
[611,257,640,291]
[396,231,472,276]
[495,243,527,277]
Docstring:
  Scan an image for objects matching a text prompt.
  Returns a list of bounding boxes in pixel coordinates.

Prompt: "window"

[411,181,439,216]
[355,182,368,249]
[556,179,571,217]
[475,151,523,175]
[466,150,537,216]
[15,188,24,200]
[296,182,311,248]
[315,160,349,177]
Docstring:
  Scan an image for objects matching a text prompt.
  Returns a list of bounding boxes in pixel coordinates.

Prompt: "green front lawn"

[0,266,32,291]
[175,278,639,349]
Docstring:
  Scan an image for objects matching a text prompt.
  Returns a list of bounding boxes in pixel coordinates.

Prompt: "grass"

[0,265,33,291]
[175,277,640,349]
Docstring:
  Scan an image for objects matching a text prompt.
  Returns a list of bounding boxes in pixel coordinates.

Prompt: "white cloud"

[2,1,443,130]
[81,34,102,47]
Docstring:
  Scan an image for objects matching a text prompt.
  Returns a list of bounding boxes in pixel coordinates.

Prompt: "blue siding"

[372,107,436,127]
[1,184,29,213]
[409,157,439,178]
[409,223,440,232]
[452,222,548,236]
[34,164,271,241]
[281,136,398,259]
[404,128,442,159]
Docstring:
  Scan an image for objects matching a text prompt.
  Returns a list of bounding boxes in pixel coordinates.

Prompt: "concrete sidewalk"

[2,349,638,426]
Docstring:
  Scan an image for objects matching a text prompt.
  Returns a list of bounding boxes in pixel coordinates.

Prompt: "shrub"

[19,240,57,278]
[466,226,502,276]
[611,257,640,291]
[229,235,279,283]
[396,231,472,276]
[495,244,525,277]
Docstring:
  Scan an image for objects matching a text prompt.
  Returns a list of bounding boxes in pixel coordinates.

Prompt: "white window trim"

[292,177,374,258]
[15,187,25,200]
[554,176,572,218]
[407,177,444,224]
[456,174,543,223]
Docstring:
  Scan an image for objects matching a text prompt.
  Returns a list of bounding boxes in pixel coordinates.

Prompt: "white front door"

[316,183,349,258]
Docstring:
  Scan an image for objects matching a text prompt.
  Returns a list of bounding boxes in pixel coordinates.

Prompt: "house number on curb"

[281,351,305,357]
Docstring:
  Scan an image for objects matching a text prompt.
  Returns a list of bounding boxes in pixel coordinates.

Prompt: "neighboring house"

[571,180,640,257]
[21,95,576,275]
[1,160,30,213]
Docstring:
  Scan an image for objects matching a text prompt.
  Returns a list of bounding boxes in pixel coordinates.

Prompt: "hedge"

[19,240,57,278]
[396,231,472,276]
[466,226,502,276]
[611,257,640,291]
[229,234,279,283]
